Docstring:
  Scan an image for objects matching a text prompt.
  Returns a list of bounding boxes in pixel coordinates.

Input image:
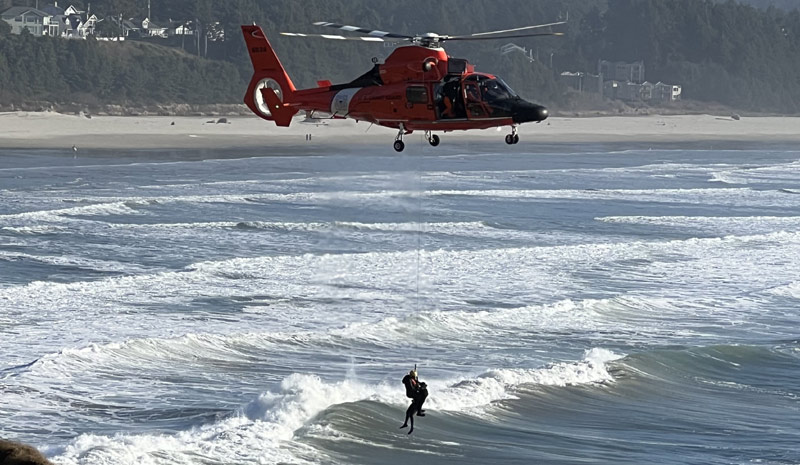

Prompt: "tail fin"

[241,25,298,127]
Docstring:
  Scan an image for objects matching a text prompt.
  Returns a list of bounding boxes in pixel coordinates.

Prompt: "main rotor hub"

[416,32,445,48]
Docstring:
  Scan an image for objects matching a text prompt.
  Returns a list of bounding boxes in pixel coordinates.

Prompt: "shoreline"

[1,111,799,150]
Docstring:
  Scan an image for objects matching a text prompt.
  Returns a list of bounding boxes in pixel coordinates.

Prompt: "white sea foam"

[4,294,649,384]
[332,297,619,347]
[0,202,142,223]
[243,374,392,439]
[709,160,800,185]
[0,250,149,273]
[118,220,488,234]
[765,281,800,299]
[4,186,799,231]
[426,349,622,412]
[430,187,800,207]
[1,225,71,234]
[597,215,800,235]
[49,351,619,465]
[3,229,799,362]
[50,415,320,465]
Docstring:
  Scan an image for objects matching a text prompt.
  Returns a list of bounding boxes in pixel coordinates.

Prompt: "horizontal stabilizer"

[260,87,297,127]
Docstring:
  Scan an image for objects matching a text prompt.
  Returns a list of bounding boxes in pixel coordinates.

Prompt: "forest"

[1,0,799,113]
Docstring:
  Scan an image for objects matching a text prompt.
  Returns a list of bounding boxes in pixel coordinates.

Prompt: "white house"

[166,19,194,36]
[599,60,646,84]
[1,3,100,38]
[1,7,58,36]
[142,17,167,38]
[654,82,682,102]
[58,4,96,38]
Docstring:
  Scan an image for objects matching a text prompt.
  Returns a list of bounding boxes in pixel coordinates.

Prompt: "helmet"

[409,370,417,378]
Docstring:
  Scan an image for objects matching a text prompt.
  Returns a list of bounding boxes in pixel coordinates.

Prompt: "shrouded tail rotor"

[241,25,298,126]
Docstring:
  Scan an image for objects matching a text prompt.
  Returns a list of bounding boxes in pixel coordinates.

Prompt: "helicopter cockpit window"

[480,79,517,102]
[406,86,428,104]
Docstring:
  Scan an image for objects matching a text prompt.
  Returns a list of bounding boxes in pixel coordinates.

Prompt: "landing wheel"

[393,140,405,152]
[429,134,440,147]
[506,126,520,145]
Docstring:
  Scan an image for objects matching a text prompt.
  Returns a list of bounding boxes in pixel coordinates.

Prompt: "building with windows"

[599,60,646,84]
[597,59,682,104]
[654,82,682,102]
[1,4,98,38]
[1,7,57,36]
[560,71,603,95]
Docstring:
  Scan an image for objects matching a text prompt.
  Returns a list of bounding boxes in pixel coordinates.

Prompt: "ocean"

[1,138,799,464]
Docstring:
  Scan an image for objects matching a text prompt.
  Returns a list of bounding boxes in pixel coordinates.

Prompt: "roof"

[41,4,65,15]
[66,15,81,29]
[1,7,51,18]
[121,19,139,29]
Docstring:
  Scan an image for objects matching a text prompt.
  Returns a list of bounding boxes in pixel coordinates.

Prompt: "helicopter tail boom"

[241,25,298,126]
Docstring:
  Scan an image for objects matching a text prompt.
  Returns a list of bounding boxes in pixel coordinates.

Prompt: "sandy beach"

[1,111,799,150]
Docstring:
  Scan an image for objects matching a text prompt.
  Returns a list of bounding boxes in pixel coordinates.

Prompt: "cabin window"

[448,59,468,74]
[406,86,428,104]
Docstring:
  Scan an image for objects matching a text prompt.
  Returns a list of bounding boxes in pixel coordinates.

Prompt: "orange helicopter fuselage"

[242,24,549,150]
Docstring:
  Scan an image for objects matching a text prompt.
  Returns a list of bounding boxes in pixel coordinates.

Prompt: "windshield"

[480,78,517,101]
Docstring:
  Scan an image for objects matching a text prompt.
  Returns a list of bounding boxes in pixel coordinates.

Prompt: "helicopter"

[241,20,565,152]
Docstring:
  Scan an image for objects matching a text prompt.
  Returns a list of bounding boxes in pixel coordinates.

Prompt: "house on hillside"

[1,3,110,39]
[599,60,646,84]
[62,13,97,38]
[142,17,167,37]
[597,58,682,104]
[500,43,535,63]
[654,82,682,102]
[41,4,67,37]
[560,71,603,95]
[121,19,141,36]
[105,16,142,38]
[170,20,194,37]
[0,6,58,36]
[612,81,652,102]
[58,5,97,38]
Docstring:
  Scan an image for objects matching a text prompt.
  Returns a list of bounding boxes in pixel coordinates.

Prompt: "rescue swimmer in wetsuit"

[399,369,428,434]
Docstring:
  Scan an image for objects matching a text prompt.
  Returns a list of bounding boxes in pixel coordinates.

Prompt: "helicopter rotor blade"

[280,32,398,42]
[312,21,413,39]
[451,21,567,38]
[286,20,566,47]
[446,31,565,42]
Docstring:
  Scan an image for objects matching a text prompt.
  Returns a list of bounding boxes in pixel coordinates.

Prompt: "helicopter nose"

[512,101,549,124]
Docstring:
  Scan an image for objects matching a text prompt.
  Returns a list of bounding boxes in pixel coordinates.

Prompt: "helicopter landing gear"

[394,124,407,152]
[425,131,440,147]
[505,126,520,145]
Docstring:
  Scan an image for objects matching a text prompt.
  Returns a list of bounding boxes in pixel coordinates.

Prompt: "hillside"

[727,0,799,10]
[0,31,241,109]
[2,0,800,114]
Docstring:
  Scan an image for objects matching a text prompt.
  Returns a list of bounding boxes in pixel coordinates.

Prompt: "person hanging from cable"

[399,366,428,434]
